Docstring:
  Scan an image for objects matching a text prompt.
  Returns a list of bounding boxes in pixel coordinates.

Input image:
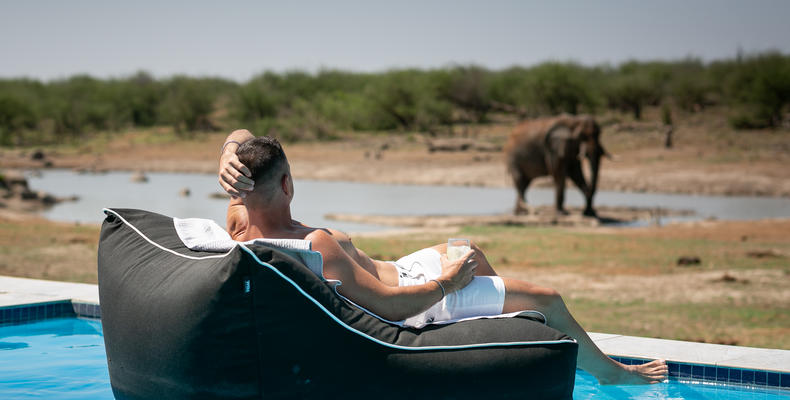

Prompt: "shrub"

[0,95,37,146]
[725,53,790,129]
[122,71,162,127]
[250,99,337,143]
[440,66,492,122]
[669,60,712,111]
[159,77,222,134]
[235,79,279,122]
[522,62,597,115]
[364,70,453,132]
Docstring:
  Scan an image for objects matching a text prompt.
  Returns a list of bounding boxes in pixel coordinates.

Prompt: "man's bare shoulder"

[305,228,347,245]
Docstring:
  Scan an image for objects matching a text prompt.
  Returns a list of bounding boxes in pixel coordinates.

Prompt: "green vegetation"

[2,52,789,146]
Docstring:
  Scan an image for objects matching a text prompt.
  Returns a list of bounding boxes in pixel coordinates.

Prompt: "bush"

[235,79,279,122]
[0,95,37,146]
[725,53,790,128]
[603,61,668,119]
[122,71,162,127]
[605,73,653,119]
[364,70,453,132]
[248,100,336,143]
[522,62,597,115]
[669,60,712,112]
[440,66,492,122]
[487,67,529,113]
[44,76,119,137]
[159,77,225,134]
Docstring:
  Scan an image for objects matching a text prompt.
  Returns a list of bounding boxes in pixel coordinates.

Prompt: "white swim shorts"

[391,248,506,328]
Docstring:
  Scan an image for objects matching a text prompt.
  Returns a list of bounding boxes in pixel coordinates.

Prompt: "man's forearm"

[373,282,445,321]
[222,129,255,153]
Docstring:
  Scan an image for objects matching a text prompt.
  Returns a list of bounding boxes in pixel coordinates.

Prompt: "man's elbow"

[338,291,405,321]
[230,129,255,140]
[376,309,408,322]
[370,297,411,322]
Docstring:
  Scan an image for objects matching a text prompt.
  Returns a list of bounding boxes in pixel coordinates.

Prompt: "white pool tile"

[718,351,790,373]
[588,332,622,342]
[590,333,790,373]
[0,276,99,306]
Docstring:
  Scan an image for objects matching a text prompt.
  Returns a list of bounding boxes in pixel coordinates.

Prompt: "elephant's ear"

[544,124,574,160]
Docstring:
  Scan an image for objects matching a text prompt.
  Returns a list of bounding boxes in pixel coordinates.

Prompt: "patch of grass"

[0,218,100,283]
[462,225,787,274]
[356,224,789,274]
[567,297,790,349]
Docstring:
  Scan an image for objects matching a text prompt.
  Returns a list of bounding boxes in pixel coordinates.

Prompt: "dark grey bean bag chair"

[98,208,578,400]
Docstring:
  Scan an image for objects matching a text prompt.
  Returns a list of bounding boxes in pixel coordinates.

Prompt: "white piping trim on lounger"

[103,208,235,260]
[105,208,576,351]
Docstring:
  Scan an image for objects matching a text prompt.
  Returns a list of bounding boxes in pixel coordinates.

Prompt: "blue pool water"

[0,318,787,399]
[0,318,111,399]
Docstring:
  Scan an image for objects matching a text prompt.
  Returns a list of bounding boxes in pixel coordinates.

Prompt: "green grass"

[567,298,790,349]
[356,224,789,274]
[0,218,100,283]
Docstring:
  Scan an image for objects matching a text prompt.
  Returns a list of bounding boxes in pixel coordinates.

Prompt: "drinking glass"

[447,238,471,261]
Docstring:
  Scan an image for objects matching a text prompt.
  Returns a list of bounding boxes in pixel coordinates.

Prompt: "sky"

[2,0,789,82]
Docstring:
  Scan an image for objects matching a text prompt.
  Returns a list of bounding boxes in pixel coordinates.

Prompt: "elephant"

[503,114,608,216]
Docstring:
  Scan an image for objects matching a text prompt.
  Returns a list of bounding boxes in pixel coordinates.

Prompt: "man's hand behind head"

[219,150,254,198]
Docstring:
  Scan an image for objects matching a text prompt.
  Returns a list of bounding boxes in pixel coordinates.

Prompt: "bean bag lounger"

[98,208,578,400]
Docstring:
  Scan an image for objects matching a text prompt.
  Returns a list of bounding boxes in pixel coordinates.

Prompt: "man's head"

[236,136,292,205]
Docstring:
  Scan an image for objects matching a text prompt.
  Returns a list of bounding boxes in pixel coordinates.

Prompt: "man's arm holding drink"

[308,228,477,321]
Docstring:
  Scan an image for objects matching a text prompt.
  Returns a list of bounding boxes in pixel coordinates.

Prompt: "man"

[218,129,667,385]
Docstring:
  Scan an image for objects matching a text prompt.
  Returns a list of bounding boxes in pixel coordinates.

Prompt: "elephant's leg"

[511,171,532,215]
[568,161,596,217]
[552,168,568,215]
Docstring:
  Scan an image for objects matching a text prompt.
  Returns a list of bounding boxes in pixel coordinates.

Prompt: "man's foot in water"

[600,359,668,385]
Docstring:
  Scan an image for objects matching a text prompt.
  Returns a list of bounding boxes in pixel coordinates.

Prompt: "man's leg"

[501,278,668,385]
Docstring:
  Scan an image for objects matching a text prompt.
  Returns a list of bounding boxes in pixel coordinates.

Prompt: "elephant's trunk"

[585,145,604,215]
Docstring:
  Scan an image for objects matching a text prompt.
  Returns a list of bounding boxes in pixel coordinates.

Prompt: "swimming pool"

[0,318,111,399]
[0,317,787,399]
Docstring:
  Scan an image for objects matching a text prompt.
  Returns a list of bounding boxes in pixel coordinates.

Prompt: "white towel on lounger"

[173,217,324,277]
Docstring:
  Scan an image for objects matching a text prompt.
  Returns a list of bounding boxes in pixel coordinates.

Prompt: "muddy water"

[26,170,790,232]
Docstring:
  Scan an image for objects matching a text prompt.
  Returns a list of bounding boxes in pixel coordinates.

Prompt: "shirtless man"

[218,129,667,385]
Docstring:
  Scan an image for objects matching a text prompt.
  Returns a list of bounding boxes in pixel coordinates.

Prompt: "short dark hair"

[236,136,288,187]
